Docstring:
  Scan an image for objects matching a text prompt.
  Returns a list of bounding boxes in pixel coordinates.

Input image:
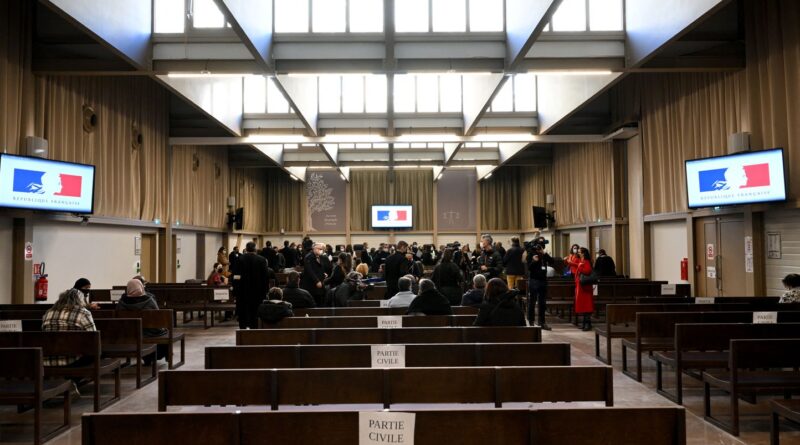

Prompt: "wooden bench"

[236,326,542,345]
[261,314,477,329]
[0,331,121,412]
[205,343,571,369]
[116,310,185,369]
[703,339,800,436]
[0,309,116,320]
[93,319,157,388]
[771,399,800,445]
[293,306,480,316]
[654,321,800,404]
[81,407,686,445]
[158,366,613,410]
[0,348,72,445]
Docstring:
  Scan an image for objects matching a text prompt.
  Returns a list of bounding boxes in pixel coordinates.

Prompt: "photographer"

[526,240,552,330]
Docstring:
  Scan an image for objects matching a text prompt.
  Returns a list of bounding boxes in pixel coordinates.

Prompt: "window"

[439,74,462,112]
[312,0,346,32]
[469,0,503,32]
[192,0,226,28]
[350,0,383,32]
[551,0,586,31]
[342,75,365,112]
[365,75,388,112]
[416,75,439,112]
[489,78,513,112]
[275,0,309,33]
[589,0,623,31]
[395,0,429,32]
[318,76,342,113]
[243,76,266,113]
[266,78,291,113]
[513,74,536,112]
[394,75,416,112]
[154,0,184,33]
[432,0,466,32]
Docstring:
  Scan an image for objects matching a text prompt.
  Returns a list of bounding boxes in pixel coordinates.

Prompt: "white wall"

[763,209,800,296]
[565,230,588,250]
[31,220,144,302]
[650,220,689,283]
[204,232,224,275]
[175,231,197,282]
[0,217,13,304]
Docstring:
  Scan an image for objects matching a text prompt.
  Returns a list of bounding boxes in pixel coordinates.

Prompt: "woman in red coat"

[566,247,594,331]
[566,244,580,277]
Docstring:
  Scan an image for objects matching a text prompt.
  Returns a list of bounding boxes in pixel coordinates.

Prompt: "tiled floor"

[1,318,798,444]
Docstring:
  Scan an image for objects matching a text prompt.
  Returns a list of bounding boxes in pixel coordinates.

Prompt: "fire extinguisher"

[680,258,689,282]
[35,262,48,302]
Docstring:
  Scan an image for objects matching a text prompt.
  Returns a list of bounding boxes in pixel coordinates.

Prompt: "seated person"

[473,278,525,327]
[258,287,294,324]
[387,276,416,308]
[404,273,420,295]
[41,288,97,366]
[206,263,228,286]
[330,272,372,307]
[780,273,800,303]
[73,277,100,310]
[282,271,316,308]
[407,279,452,316]
[461,274,487,307]
[355,262,370,278]
[117,278,169,365]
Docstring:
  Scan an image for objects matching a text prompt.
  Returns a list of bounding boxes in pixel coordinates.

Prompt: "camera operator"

[526,240,552,330]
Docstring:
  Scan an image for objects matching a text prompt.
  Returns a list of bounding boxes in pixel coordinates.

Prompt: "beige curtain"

[265,173,304,232]
[35,76,169,220]
[519,166,553,229]
[745,0,800,202]
[394,169,433,230]
[171,146,230,228]
[480,167,522,231]
[552,142,614,225]
[230,168,268,232]
[0,0,32,153]
[349,170,391,231]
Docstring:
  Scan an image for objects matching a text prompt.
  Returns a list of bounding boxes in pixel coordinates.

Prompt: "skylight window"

[312,0,346,32]
[154,0,184,33]
[394,75,416,112]
[365,75,388,113]
[318,76,342,113]
[432,0,467,32]
[266,78,291,113]
[469,0,503,32]
[275,0,309,33]
[439,74,462,112]
[350,0,384,32]
[551,0,586,31]
[490,79,513,112]
[192,0,226,28]
[513,74,536,112]
[416,75,439,112]
[342,75,365,112]
[243,76,266,113]
[395,0,429,32]
[589,0,623,31]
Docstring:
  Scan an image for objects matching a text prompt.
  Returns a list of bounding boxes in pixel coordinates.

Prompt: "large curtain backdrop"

[480,166,552,230]
[0,0,33,153]
[171,146,230,228]
[552,142,614,225]
[265,173,304,232]
[349,170,391,231]
[519,166,553,229]
[745,0,800,202]
[230,168,268,232]
[35,76,170,220]
[394,169,433,231]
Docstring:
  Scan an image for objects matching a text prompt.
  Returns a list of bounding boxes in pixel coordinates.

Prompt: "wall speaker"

[24,136,49,158]
[533,206,547,229]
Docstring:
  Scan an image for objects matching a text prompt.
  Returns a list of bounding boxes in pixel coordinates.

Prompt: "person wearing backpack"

[566,247,595,331]
[473,278,525,327]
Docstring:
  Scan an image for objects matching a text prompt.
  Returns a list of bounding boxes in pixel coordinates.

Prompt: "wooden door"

[693,215,745,297]
[140,234,157,283]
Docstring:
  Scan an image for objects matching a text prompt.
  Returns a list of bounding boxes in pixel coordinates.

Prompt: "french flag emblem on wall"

[12,169,83,197]
[698,163,770,192]
[377,210,408,221]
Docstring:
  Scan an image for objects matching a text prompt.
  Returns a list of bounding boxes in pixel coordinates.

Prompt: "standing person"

[301,243,327,306]
[431,248,464,306]
[217,247,230,278]
[478,234,504,279]
[494,241,506,258]
[228,246,241,274]
[566,247,595,331]
[473,278,526,327]
[235,242,270,329]
[384,241,412,299]
[565,244,580,277]
[503,237,525,290]
[325,252,352,290]
[526,243,552,330]
[594,249,617,277]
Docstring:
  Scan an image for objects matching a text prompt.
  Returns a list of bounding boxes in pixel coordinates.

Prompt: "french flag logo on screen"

[12,169,83,197]
[378,210,408,222]
[698,163,770,192]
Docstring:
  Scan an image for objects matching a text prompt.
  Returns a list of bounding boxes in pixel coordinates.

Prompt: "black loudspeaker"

[533,206,547,229]
[234,208,244,230]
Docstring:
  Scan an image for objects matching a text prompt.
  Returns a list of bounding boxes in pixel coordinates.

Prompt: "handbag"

[579,269,598,286]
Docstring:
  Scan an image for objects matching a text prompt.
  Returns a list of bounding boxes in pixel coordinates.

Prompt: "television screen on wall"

[685,148,786,209]
[371,205,413,229]
[0,153,96,214]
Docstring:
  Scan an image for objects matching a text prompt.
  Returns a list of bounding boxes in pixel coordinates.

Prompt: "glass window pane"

[312,0,346,32]
[439,74,462,112]
[551,0,586,31]
[267,78,290,113]
[490,78,513,112]
[395,0,429,32]
[589,0,623,31]
[244,76,266,113]
[193,0,225,28]
[365,75,387,113]
[432,0,466,32]
[154,0,184,33]
[350,0,383,32]
[513,74,536,111]
[342,75,365,112]
[469,0,503,32]
[411,142,427,149]
[394,75,416,112]
[416,75,439,112]
[318,76,342,113]
[275,0,309,32]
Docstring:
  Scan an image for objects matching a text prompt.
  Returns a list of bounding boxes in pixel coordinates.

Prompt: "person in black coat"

[257,287,294,325]
[325,252,351,290]
[282,271,316,308]
[431,248,464,306]
[260,241,278,268]
[300,242,327,306]
[384,241,412,298]
[478,234,504,279]
[407,279,453,315]
[461,274,487,306]
[594,249,617,277]
[474,278,525,326]
[228,246,242,274]
[503,237,525,289]
[235,242,271,329]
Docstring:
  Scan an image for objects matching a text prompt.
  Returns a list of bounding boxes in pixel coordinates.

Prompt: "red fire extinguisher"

[680,258,689,282]
[35,262,48,302]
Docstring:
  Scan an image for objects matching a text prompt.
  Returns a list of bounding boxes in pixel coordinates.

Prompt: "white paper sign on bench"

[753,311,778,324]
[110,290,124,302]
[379,300,390,308]
[660,284,676,295]
[695,297,715,304]
[213,289,230,301]
[359,411,415,445]
[371,345,406,368]
[0,320,22,332]
[377,316,403,329]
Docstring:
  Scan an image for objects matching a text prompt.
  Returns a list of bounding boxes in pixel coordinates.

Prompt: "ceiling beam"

[170,133,606,145]
[462,73,506,134]
[157,74,244,136]
[274,74,319,135]
[214,0,274,72]
[537,73,621,134]
[505,0,561,69]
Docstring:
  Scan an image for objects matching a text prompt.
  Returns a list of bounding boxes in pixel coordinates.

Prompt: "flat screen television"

[371,205,413,229]
[685,148,786,209]
[0,153,96,214]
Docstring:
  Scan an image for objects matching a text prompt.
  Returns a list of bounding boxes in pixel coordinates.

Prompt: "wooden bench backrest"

[293,306,479,316]
[674,322,800,352]
[637,311,755,339]
[236,327,541,345]
[0,347,41,380]
[266,315,476,329]
[93,319,142,345]
[730,338,800,369]
[205,343,571,369]
[0,331,101,358]
[114,309,174,331]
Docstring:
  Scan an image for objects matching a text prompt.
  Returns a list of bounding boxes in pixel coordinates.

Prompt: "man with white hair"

[300,242,328,306]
